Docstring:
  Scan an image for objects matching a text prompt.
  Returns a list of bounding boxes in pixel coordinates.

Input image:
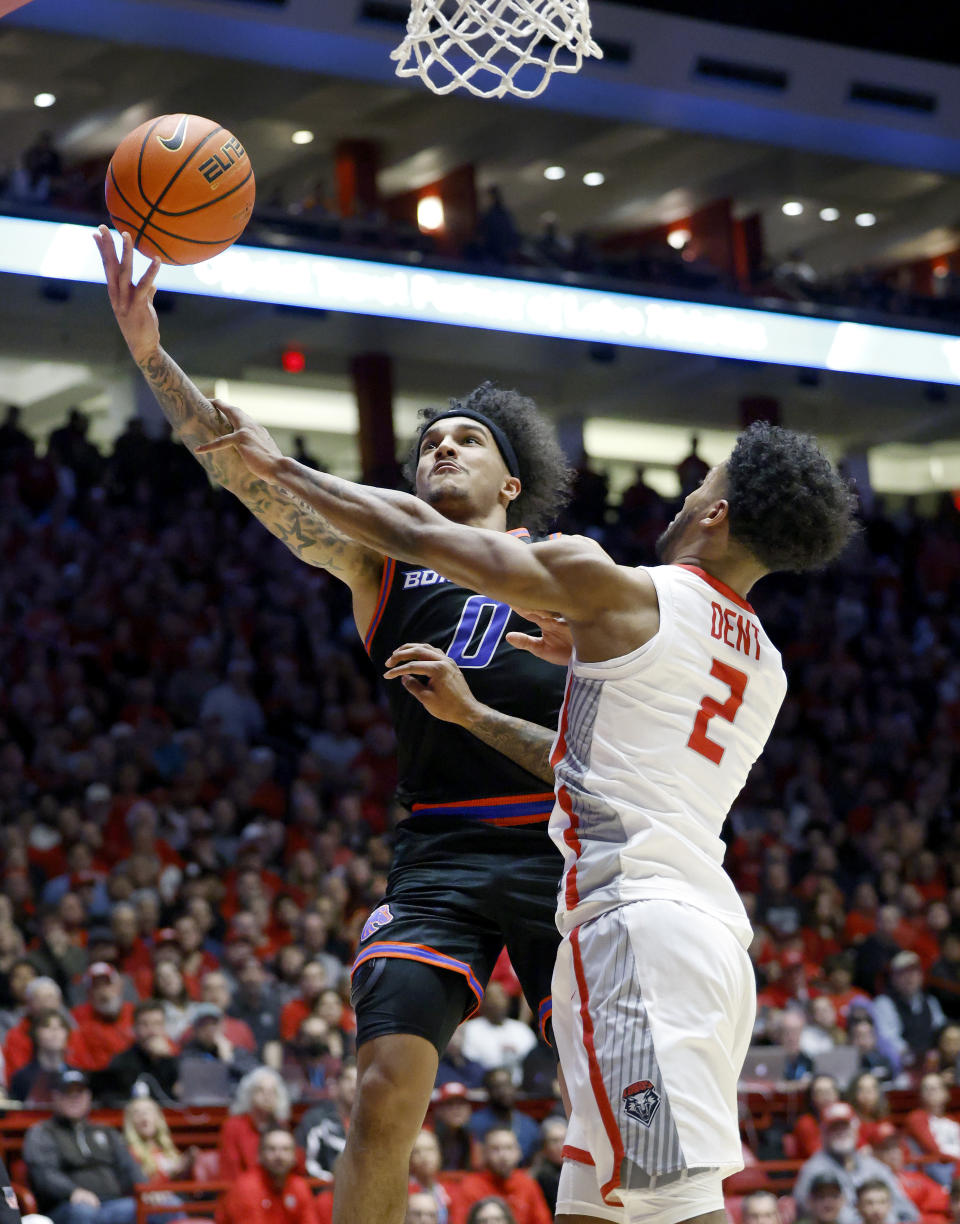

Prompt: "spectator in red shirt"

[792,1074,842,1159]
[848,1072,891,1149]
[110,904,151,979]
[3,975,68,1077]
[173,914,219,996]
[196,971,256,1052]
[279,961,329,1043]
[904,1074,960,1182]
[432,1082,481,1172]
[873,1124,949,1224]
[69,962,136,1070]
[822,954,872,1029]
[845,884,879,946]
[217,1128,318,1224]
[758,950,818,1013]
[220,1067,293,1181]
[456,1128,551,1224]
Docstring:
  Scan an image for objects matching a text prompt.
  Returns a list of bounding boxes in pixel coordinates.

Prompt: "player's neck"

[671,550,766,600]
[441,504,509,532]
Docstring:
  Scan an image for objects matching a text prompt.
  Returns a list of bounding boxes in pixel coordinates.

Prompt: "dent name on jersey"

[710,600,761,660]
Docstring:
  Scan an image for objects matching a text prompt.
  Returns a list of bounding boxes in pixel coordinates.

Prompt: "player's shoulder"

[530,531,616,569]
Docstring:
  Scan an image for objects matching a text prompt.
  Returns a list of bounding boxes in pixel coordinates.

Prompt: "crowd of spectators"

[0,400,958,1224]
[4,131,959,331]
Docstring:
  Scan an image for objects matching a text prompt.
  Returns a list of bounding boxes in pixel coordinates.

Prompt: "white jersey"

[549,563,787,946]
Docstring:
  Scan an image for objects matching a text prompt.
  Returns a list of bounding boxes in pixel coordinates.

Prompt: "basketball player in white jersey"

[199,413,857,1224]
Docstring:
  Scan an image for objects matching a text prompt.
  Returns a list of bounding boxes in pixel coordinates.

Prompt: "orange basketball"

[105,113,256,265]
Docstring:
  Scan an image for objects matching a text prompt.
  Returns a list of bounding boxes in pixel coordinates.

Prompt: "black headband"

[418,409,521,480]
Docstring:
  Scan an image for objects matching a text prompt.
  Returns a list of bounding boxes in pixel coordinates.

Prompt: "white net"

[391,0,603,100]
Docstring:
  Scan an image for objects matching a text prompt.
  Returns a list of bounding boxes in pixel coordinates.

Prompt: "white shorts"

[552,899,755,1218]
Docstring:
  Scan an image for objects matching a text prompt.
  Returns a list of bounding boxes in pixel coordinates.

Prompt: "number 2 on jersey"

[687,658,749,765]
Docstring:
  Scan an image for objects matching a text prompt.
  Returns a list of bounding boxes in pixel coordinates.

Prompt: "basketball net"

[391,0,603,99]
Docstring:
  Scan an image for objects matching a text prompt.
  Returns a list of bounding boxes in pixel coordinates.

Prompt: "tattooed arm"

[94,227,383,617]
[382,643,556,784]
[459,706,555,784]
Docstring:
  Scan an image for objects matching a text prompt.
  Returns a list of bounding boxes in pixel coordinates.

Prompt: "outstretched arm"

[93,228,383,596]
[198,407,638,622]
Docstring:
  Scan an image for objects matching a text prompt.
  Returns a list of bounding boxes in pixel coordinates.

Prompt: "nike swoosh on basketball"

[158,115,189,152]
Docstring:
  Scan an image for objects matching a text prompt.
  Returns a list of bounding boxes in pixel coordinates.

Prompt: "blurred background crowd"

[0,404,958,1224]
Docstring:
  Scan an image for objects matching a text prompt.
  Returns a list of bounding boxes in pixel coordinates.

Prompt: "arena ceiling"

[1,4,959,484]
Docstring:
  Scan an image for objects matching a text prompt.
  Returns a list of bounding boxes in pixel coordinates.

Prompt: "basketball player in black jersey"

[95,229,573,1224]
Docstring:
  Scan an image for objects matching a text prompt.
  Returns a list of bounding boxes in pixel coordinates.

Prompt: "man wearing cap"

[22,1069,143,1224]
[794,1102,920,1224]
[178,1002,258,1091]
[432,1083,480,1172]
[874,953,947,1068]
[68,964,135,1072]
[94,1000,179,1106]
[872,1125,949,1221]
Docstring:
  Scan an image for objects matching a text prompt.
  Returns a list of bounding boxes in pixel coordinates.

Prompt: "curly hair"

[402,382,573,534]
[726,422,858,572]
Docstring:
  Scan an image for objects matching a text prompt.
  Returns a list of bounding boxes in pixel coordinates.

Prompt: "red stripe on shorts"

[571,925,624,1203]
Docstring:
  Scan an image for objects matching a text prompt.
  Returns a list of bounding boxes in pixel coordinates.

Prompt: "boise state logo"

[360,904,394,943]
[622,1079,661,1127]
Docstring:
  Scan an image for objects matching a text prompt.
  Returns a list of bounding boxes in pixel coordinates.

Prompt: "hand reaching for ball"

[94,226,162,366]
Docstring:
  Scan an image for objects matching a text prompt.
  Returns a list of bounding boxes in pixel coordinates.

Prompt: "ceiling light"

[291,130,315,145]
[855,212,877,227]
[417,195,445,233]
[819,207,840,222]
[34,93,56,109]
[667,228,691,250]
[543,165,566,181]
[583,171,605,187]
[781,201,804,216]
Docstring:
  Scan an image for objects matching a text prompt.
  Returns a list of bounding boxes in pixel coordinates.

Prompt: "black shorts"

[351,814,562,1051]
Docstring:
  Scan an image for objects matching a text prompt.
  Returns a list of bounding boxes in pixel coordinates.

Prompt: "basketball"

[104,113,256,265]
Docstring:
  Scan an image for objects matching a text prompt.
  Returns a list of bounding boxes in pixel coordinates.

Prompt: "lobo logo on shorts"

[622,1079,661,1127]
[3,1186,17,1211]
[360,904,394,943]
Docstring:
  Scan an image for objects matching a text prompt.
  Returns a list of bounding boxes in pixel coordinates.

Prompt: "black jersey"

[364,530,567,826]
